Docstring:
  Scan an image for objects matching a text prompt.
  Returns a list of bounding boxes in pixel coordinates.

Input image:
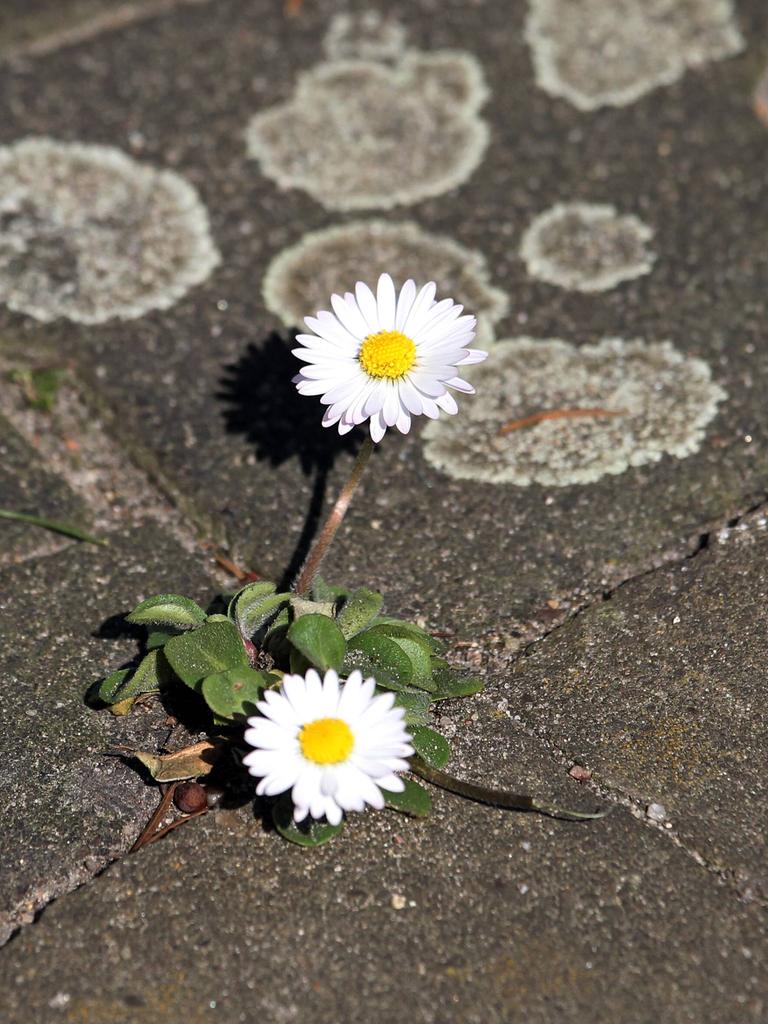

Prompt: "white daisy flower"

[242,668,414,826]
[292,272,488,442]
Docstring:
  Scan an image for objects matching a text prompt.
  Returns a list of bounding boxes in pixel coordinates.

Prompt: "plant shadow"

[217,331,363,588]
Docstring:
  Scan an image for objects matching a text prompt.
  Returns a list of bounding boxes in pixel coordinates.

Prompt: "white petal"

[411,372,448,397]
[395,279,417,330]
[295,378,334,396]
[293,765,322,809]
[304,314,354,349]
[324,799,343,826]
[321,767,339,796]
[456,348,487,365]
[331,292,368,340]
[243,721,294,750]
[322,405,343,428]
[399,379,424,416]
[376,273,397,331]
[355,280,379,332]
[413,298,457,341]
[446,376,475,394]
[395,404,411,434]
[243,749,282,775]
[376,773,405,793]
[293,803,310,823]
[369,410,387,443]
[435,392,459,415]
[382,385,400,427]
[402,281,437,335]
[363,382,387,418]
[322,670,341,714]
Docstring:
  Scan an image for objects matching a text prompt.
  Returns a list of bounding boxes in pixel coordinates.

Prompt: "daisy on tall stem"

[292,273,487,596]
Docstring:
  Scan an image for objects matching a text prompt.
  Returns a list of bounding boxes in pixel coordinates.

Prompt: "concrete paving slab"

[502,510,768,903]
[0,524,214,942]
[0,413,89,564]
[0,0,766,637]
[0,721,764,1024]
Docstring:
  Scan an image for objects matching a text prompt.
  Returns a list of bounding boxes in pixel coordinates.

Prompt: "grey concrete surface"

[0,728,765,1024]
[0,525,214,942]
[502,510,768,903]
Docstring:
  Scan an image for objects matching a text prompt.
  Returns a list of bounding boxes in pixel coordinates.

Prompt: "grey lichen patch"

[526,0,745,111]
[245,51,489,210]
[422,337,726,486]
[263,219,509,346]
[520,202,655,292]
[0,137,220,324]
[323,10,408,63]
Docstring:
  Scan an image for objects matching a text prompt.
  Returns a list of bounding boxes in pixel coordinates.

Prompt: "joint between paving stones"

[501,712,767,910]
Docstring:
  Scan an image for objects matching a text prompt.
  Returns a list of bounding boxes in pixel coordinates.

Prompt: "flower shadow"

[217,331,363,587]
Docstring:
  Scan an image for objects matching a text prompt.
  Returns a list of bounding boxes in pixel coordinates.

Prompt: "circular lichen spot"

[422,337,726,486]
[526,0,744,111]
[263,219,509,346]
[0,137,220,324]
[245,51,489,210]
[520,202,655,292]
[323,11,408,63]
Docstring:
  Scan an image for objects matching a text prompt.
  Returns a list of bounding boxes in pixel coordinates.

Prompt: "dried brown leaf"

[134,739,222,782]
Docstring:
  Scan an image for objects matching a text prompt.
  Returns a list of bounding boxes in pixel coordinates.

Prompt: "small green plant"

[8,366,69,412]
[94,274,607,846]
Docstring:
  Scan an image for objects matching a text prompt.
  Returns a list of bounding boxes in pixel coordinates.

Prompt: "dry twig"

[498,407,626,436]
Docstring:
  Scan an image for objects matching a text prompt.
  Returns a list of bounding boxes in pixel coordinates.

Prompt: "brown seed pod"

[174,781,208,814]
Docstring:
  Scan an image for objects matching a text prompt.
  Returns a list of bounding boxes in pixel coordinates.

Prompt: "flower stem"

[411,757,612,822]
[293,435,375,597]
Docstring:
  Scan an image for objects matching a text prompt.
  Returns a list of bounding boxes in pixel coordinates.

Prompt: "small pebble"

[646,802,667,823]
[569,765,592,782]
[174,781,208,814]
[391,893,407,910]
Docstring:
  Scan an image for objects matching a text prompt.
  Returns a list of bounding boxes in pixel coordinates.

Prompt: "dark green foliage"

[95,577,485,843]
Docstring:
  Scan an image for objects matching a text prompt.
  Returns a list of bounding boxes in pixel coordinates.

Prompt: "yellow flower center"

[299,717,354,765]
[359,330,417,379]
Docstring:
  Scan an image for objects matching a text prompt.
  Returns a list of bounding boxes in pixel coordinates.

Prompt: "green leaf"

[201,667,271,721]
[233,584,290,639]
[369,618,443,653]
[96,667,132,704]
[290,596,335,620]
[228,580,275,621]
[311,576,349,604]
[0,508,106,546]
[410,725,451,770]
[384,778,432,817]
[388,637,435,691]
[345,632,413,687]
[271,794,343,847]
[124,649,170,695]
[392,689,432,726]
[431,667,484,702]
[95,649,170,707]
[343,652,403,691]
[287,614,346,673]
[126,594,207,630]
[145,628,182,651]
[164,618,249,690]
[337,588,383,639]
